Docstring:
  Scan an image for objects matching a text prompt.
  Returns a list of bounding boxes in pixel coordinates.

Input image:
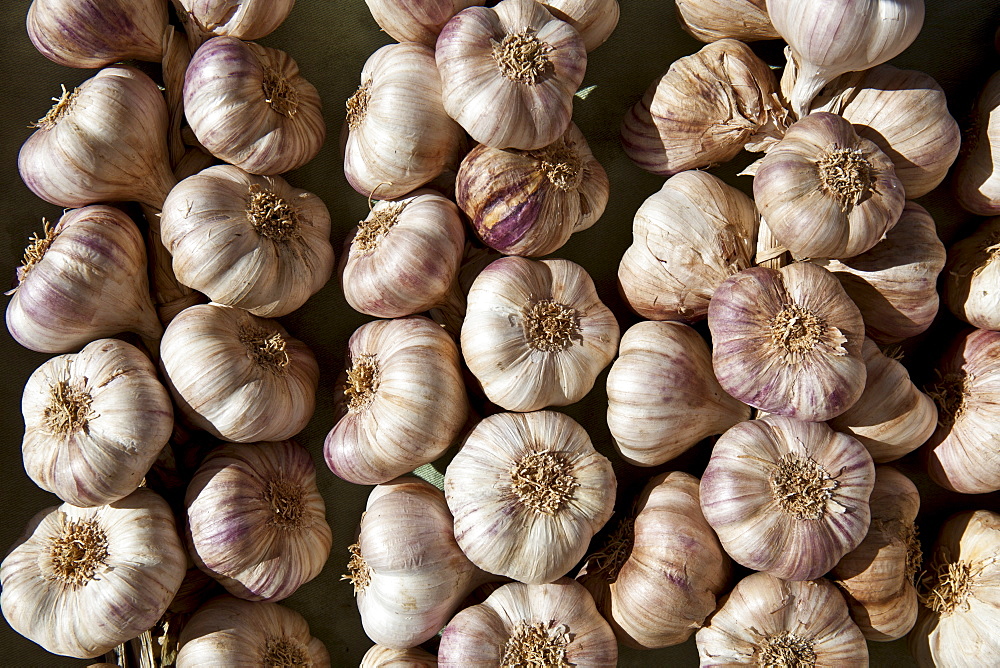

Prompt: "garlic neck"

[922,560,977,616]
[585,516,635,583]
[817,146,872,211]
[261,636,311,667]
[32,84,79,130]
[346,80,371,130]
[927,371,970,427]
[263,478,308,530]
[239,325,291,375]
[755,631,817,668]
[14,219,58,288]
[769,303,824,363]
[343,543,371,595]
[246,184,300,242]
[769,453,838,521]
[902,523,923,584]
[344,354,379,411]
[43,379,95,436]
[262,67,299,117]
[45,518,109,589]
[492,29,552,85]
[522,299,581,352]
[501,621,571,668]
[534,139,584,191]
[352,201,406,254]
[509,450,578,515]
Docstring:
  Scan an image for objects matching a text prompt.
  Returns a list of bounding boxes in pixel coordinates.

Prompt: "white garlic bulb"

[944,216,1000,331]
[27,0,167,68]
[362,644,437,667]
[184,37,324,175]
[19,66,176,209]
[461,256,619,412]
[439,579,618,666]
[344,42,465,200]
[436,0,587,150]
[696,572,869,665]
[160,303,319,443]
[186,440,331,602]
[0,489,186,659]
[325,316,468,485]
[177,0,296,42]
[22,339,172,507]
[341,190,465,319]
[6,206,162,354]
[344,477,489,650]
[577,471,731,649]
[701,415,875,581]
[365,0,483,46]
[177,595,330,667]
[445,410,615,584]
[956,71,1000,216]
[617,170,759,322]
[709,262,867,422]
[160,164,334,318]
[675,0,779,43]
[607,321,750,467]
[540,0,619,51]
[767,0,925,117]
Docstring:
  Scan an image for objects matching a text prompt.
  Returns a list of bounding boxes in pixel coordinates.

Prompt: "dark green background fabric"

[2,0,1000,665]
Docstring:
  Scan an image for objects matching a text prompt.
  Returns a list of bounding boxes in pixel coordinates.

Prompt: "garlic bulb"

[325,316,468,485]
[6,206,162,354]
[956,71,1000,216]
[696,572,869,665]
[344,42,465,200]
[910,510,1000,667]
[362,645,437,667]
[19,66,176,209]
[177,595,330,667]
[924,328,1000,494]
[708,262,866,422]
[461,257,619,412]
[445,410,615,584]
[606,321,750,467]
[767,0,925,117]
[365,0,484,46]
[540,0,619,51]
[160,164,334,318]
[944,216,1000,331]
[343,477,489,650]
[27,0,167,68]
[701,415,875,581]
[436,0,587,150]
[832,466,921,641]
[618,170,759,322]
[675,0,779,43]
[577,471,730,649]
[341,191,465,319]
[160,304,319,443]
[439,579,618,667]
[456,123,608,256]
[186,440,331,602]
[812,201,946,344]
[177,0,296,42]
[184,37,324,175]
[809,64,960,199]
[828,338,938,463]
[21,339,173,507]
[0,489,186,658]
[754,112,905,260]
[621,39,789,177]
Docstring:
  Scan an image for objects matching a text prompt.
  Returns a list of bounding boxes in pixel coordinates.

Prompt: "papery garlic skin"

[696,572,869,666]
[325,316,469,485]
[27,0,167,68]
[344,42,465,200]
[832,466,921,641]
[0,489,186,659]
[910,510,1000,667]
[445,411,615,584]
[924,328,1000,494]
[944,216,1000,331]
[19,66,176,209]
[436,0,587,150]
[177,595,330,667]
[754,112,905,260]
[540,0,619,51]
[186,441,331,602]
[184,37,324,175]
[7,206,162,354]
[701,416,875,581]
[439,579,618,667]
[362,644,437,667]
[22,339,172,507]
[708,263,866,422]
[813,201,946,344]
[366,0,484,46]
[607,321,749,467]
[828,339,937,463]
[346,477,489,650]
[456,123,608,256]
[675,0,779,43]
[956,71,1000,216]
[161,164,334,318]
[461,257,619,412]
[160,304,319,443]
[578,471,731,649]
[618,170,759,322]
[178,0,296,41]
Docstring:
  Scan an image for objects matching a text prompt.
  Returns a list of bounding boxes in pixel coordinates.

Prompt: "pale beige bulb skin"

[944,216,1000,331]
[177,595,331,668]
[675,0,778,43]
[955,70,1000,216]
[366,0,484,46]
[178,0,296,42]
[540,0,619,51]
[578,471,731,649]
[22,339,173,507]
[362,644,438,667]
[0,489,186,659]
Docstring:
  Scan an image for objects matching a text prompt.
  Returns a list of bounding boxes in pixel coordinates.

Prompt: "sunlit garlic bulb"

[944,216,1000,331]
